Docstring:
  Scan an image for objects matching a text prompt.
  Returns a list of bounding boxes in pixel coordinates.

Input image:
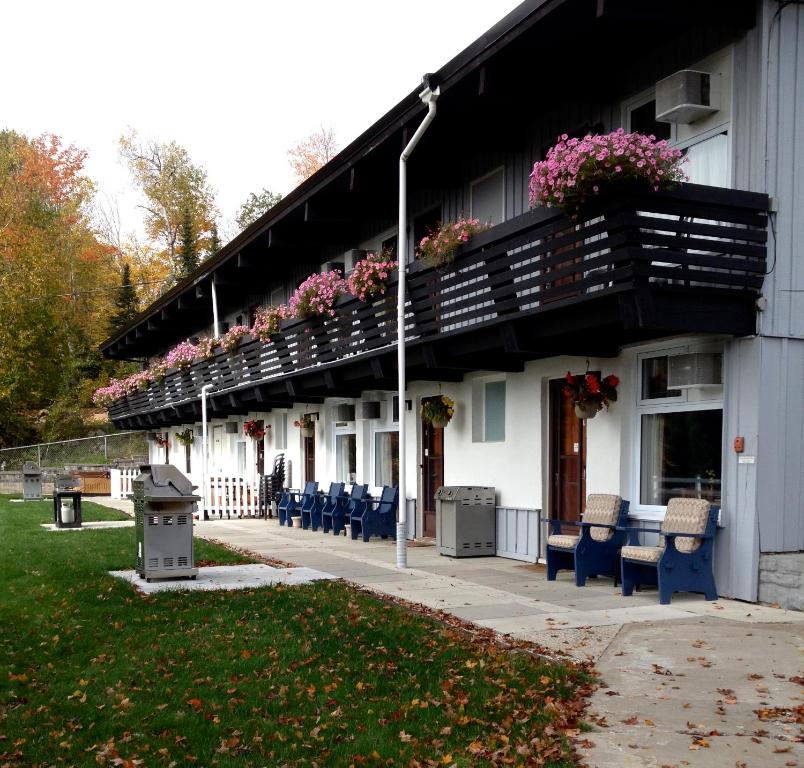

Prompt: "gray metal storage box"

[22,462,42,501]
[134,465,199,581]
[436,486,496,557]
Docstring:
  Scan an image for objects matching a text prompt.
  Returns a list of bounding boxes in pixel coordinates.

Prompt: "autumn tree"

[287,126,338,182]
[0,130,122,444]
[119,130,218,281]
[235,188,283,230]
[107,263,139,335]
[207,222,221,257]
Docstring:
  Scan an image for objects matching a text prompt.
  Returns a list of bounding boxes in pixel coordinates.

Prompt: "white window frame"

[332,419,356,485]
[470,166,505,226]
[274,412,288,450]
[371,427,399,489]
[633,342,724,518]
[622,88,677,143]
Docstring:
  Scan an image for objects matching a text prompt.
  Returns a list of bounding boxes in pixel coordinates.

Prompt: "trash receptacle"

[53,475,82,528]
[134,465,199,582]
[22,462,42,501]
[435,486,496,557]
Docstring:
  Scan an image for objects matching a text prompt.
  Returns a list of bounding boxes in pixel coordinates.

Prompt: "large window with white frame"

[636,346,723,510]
[470,167,504,227]
[334,423,357,484]
[274,412,287,450]
[374,430,399,488]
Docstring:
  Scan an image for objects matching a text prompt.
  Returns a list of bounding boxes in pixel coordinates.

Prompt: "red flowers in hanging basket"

[243,420,266,440]
[563,371,619,414]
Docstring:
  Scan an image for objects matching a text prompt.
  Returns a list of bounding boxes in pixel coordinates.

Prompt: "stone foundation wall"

[758,552,804,611]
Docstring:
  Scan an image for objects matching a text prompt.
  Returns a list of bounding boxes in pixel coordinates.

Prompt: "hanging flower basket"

[420,395,455,428]
[243,420,265,440]
[564,371,619,419]
[176,428,194,446]
[294,415,315,437]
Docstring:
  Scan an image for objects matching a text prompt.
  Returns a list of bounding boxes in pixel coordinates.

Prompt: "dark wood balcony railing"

[109,182,768,427]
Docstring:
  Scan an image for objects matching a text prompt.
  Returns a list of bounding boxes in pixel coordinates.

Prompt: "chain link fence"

[0,432,148,495]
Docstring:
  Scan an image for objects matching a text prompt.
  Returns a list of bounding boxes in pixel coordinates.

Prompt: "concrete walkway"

[90,501,803,767]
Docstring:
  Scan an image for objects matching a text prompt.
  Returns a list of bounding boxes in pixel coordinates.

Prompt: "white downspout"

[211,276,220,340]
[201,384,214,519]
[396,81,440,569]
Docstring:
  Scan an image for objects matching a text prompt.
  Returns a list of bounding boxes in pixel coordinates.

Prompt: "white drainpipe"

[201,384,214,519]
[396,81,440,569]
[211,276,220,340]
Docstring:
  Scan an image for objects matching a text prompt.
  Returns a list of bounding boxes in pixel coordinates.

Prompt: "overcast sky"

[2,0,522,240]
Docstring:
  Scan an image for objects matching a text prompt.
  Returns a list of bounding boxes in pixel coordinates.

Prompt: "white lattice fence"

[110,468,139,499]
[205,475,260,518]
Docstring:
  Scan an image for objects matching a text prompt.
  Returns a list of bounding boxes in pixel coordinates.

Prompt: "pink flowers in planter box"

[165,340,198,372]
[528,129,687,216]
[149,358,168,382]
[92,369,151,406]
[417,218,490,268]
[251,305,289,342]
[195,336,219,361]
[289,270,348,319]
[220,325,250,354]
[347,251,398,302]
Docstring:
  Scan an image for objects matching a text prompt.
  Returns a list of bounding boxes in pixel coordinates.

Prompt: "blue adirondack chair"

[620,499,719,605]
[302,482,344,531]
[277,481,318,527]
[324,483,368,535]
[546,495,630,587]
[351,486,398,542]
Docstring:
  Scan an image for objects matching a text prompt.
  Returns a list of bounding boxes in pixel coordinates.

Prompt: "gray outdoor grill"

[435,486,496,557]
[133,465,200,582]
[22,462,42,501]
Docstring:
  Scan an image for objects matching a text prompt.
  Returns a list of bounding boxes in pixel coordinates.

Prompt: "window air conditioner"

[360,401,381,420]
[225,422,239,434]
[333,404,356,421]
[343,249,366,274]
[667,353,723,389]
[655,70,720,124]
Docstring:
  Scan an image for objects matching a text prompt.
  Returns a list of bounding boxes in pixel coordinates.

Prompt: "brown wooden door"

[421,399,445,538]
[256,438,264,476]
[303,434,315,484]
[549,378,586,523]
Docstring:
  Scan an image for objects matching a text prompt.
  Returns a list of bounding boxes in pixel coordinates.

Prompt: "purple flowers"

[289,270,348,319]
[528,129,687,216]
[347,251,398,302]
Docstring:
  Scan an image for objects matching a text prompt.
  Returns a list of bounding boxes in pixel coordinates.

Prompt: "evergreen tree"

[178,207,198,277]
[208,222,221,257]
[107,263,139,335]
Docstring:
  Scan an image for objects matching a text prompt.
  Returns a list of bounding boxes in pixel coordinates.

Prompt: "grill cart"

[22,462,42,501]
[53,474,82,528]
[435,486,496,557]
[133,465,199,582]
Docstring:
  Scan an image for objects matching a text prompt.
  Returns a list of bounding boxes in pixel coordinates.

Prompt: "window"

[637,348,723,509]
[336,433,357,484]
[413,206,442,255]
[472,380,506,442]
[236,441,247,477]
[381,235,398,260]
[375,430,399,487]
[628,99,672,141]
[470,168,504,226]
[275,413,287,450]
[640,410,722,506]
[270,286,285,307]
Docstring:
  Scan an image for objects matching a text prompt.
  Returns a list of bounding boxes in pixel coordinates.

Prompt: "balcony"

[109,183,768,428]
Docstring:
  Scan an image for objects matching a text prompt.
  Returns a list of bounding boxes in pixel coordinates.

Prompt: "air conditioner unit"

[333,404,356,421]
[321,261,345,274]
[360,401,381,420]
[225,422,239,434]
[655,70,721,124]
[343,249,366,274]
[667,353,723,389]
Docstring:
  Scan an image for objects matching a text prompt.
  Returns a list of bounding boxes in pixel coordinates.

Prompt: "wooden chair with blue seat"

[302,482,344,531]
[620,498,719,605]
[324,483,368,535]
[546,494,630,587]
[277,481,318,527]
[350,486,398,542]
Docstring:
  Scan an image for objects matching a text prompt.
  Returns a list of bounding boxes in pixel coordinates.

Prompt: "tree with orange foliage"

[287,125,338,182]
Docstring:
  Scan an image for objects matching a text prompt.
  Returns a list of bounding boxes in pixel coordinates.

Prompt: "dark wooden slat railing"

[108,182,768,421]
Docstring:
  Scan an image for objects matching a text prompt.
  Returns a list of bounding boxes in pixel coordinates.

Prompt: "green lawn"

[0,497,589,767]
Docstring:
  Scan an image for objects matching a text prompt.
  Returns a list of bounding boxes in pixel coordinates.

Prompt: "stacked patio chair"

[619,498,719,605]
[259,453,285,518]
[350,485,399,542]
[277,481,318,527]
[545,494,630,587]
[302,482,345,531]
[323,483,369,535]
